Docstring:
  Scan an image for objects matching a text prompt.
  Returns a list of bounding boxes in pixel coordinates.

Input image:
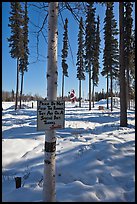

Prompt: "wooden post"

[15,177,21,189]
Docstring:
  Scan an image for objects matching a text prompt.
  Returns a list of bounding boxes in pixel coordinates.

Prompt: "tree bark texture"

[119,2,127,127]
[43,2,58,202]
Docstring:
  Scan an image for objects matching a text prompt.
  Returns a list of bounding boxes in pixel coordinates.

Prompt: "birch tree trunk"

[119,2,127,127]
[43,2,58,202]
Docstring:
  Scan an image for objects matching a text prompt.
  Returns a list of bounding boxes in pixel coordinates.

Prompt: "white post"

[43,2,58,202]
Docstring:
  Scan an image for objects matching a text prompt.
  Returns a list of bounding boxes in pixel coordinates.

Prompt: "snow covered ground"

[2,99,135,202]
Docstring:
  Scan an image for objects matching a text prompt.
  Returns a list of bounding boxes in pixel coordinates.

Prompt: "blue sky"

[2,2,135,99]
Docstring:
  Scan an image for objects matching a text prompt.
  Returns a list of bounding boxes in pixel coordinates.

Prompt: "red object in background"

[70,89,76,103]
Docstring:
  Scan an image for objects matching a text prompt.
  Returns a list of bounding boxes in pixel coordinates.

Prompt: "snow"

[2,99,135,202]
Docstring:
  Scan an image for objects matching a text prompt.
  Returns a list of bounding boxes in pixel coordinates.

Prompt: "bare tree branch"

[28,2,90,63]
[29,11,48,62]
[28,2,48,11]
[37,14,48,34]
[65,2,81,25]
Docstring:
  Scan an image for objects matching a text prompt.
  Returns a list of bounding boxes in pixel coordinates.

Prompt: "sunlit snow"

[2,99,135,202]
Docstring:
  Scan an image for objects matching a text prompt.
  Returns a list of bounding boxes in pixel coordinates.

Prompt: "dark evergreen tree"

[92,15,101,108]
[8,2,23,110]
[76,17,85,107]
[61,18,68,98]
[19,2,29,109]
[101,2,119,111]
[124,2,133,109]
[85,2,96,110]
[119,2,127,127]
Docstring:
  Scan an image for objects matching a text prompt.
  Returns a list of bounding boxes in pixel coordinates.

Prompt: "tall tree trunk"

[43,2,58,202]
[15,58,19,110]
[89,66,91,110]
[79,79,81,107]
[62,73,64,99]
[119,2,127,127]
[110,70,113,111]
[19,72,24,109]
[106,74,109,109]
[92,80,95,108]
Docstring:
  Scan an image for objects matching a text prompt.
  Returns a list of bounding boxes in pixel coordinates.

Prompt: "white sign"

[37,100,65,131]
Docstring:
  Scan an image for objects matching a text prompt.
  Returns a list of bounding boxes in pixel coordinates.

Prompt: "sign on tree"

[37,100,65,131]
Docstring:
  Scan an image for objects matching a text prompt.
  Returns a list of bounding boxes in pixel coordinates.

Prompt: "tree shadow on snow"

[2,125,44,139]
[56,139,135,201]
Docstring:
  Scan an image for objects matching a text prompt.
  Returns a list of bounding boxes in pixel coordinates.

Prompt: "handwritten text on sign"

[37,100,65,131]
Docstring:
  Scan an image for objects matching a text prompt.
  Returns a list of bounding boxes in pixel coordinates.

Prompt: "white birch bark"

[43,2,58,202]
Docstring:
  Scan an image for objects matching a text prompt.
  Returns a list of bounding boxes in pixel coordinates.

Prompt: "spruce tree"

[119,2,127,127]
[61,18,68,98]
[92,15,101,108]
[76,17,85,107]
[8,2,23,110]
[110,5,119,111]
[85,2,96,110]
[101,4,110,109]
[19,2,29,109]
[101,2,119,111]
[124,2,133,109]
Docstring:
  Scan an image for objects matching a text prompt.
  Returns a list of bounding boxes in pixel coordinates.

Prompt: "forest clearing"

[2,100,135,202]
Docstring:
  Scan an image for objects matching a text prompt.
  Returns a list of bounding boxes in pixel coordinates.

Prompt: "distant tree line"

[2,90,44,102]
[2,90,14,102]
